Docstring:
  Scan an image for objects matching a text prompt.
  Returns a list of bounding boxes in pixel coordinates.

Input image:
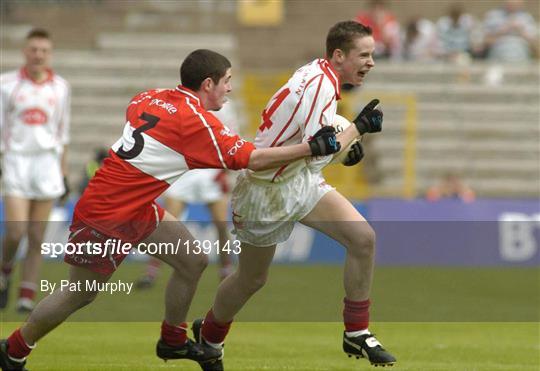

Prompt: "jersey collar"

[319,59,341,101]
[20,67,54,85]
[176,85,201,106]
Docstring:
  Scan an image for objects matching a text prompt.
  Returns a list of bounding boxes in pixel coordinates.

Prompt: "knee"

[71,290,99,310]
[347,225,376,258]
[240,272,268,294]
[27,225,46,245]
[175,254,208,279]
[5,224,26,245]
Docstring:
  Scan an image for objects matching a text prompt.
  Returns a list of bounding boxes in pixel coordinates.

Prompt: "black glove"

[343,141,364,166]
[59,176,70,204]
[308,126,341,156]
[353,99,383,135]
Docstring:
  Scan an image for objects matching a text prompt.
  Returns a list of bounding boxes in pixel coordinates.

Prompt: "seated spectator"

[437,3,483,61]
[483,0,538,62]
[355,0,401,59]
[426,172,476,203]
[402,17,440,61]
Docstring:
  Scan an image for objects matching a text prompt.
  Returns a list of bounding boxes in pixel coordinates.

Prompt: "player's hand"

[308,126,341,156]
[343,141,364,166]
[59,176,70,204]
[353,99,383,135]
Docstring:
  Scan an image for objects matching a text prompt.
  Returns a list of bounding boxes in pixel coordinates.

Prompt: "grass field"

[0,262,538,370]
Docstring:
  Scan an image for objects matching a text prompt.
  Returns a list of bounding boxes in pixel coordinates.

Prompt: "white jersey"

[0,68,70,154]
[250,59,341,183]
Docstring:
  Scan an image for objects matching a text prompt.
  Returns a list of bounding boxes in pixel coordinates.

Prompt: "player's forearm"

[247,143,311,171]
[337,125,361,147]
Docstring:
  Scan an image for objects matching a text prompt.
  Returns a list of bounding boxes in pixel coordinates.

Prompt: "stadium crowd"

[355,0,538,63]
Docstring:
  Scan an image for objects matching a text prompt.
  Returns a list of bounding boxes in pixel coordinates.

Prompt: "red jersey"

[74,86,255,241]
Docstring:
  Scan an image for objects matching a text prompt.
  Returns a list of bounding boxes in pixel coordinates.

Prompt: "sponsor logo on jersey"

[21,108,47,125]
[227,139,246,156]
[129,93,153,105]
[149,98,177,114]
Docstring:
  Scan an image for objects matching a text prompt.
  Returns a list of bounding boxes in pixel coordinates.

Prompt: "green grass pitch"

[0,262,538,370]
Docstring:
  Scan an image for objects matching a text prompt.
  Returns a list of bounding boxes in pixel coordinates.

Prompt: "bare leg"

[146,211,208,325]
[20,266,111,344]
[210,244,275,323]
[138,198,186,283]
[300,190,375,301]
[1,196,30,267]
[207,197,233,279]
[19,199,55,304]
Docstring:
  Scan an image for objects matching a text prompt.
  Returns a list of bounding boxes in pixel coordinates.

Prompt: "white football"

[329,114,359,165]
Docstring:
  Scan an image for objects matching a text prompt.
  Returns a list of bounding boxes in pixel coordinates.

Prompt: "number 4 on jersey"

[258,88,290,132]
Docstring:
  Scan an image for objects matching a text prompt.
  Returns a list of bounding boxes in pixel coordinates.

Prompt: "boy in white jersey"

[0,29,70,313]
[194,21,396,370]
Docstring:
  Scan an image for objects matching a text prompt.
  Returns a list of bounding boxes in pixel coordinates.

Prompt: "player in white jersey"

[136,103,242,288]
[194,21,396,370]
[0,29,71,313]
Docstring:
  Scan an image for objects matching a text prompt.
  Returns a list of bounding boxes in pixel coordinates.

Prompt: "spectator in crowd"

[483,0,538,62]
[426,172,476,203]
[402,17,440,61]
[0,28,71,313]
[78,147,109,194]
[437,3,483,61]
[355,0,401,60]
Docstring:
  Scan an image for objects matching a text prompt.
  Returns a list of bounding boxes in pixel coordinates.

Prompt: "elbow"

[247,156,266,171]
[247,150,271,171]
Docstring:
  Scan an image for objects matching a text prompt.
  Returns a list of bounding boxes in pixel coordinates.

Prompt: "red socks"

[343,298,370,332]
[201,310,232,344]
[19,282,37,301]
[160,321,187,347]
[7,329,33,359]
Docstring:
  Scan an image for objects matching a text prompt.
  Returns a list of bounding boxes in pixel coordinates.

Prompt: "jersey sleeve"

[299,77,336,141]
[181,108,255,170]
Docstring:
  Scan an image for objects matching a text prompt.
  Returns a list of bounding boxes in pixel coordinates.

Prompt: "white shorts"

[165,169,227,204]
[1,151,64,200]
[231,167,334,247]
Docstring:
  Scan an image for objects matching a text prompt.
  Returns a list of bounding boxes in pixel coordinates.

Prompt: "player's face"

[23,37,52,74]
[339,36,375,86]
[207,68,232,111]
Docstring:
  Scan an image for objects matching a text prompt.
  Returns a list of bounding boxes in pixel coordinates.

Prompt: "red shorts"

[64,202,164,275]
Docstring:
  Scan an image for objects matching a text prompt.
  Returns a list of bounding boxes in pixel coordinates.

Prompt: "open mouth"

[358,71,367,78]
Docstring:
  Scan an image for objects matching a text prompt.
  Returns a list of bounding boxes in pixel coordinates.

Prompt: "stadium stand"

[1,0,538,198]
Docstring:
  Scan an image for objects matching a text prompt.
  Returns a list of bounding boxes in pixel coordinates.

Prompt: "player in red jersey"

[0,49,341,371]
[193,22,396,370]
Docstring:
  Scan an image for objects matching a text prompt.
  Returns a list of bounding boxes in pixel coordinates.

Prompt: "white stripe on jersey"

[184,97,228,169]
[111,124,189,184]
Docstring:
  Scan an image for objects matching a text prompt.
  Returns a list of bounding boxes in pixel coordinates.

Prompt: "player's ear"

[201,77,213,92]
[332,48,345,63]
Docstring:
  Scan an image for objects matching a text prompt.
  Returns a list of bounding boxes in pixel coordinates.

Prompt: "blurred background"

[0,0,539,321]
[1,0,539,199]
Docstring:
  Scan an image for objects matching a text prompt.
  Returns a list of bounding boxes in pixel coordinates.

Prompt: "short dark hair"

[26,28,50,40]
[180,49,231,91]
[326,21,372,58]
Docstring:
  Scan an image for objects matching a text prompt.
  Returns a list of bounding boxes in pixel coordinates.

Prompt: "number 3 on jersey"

[116,112,160,160]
